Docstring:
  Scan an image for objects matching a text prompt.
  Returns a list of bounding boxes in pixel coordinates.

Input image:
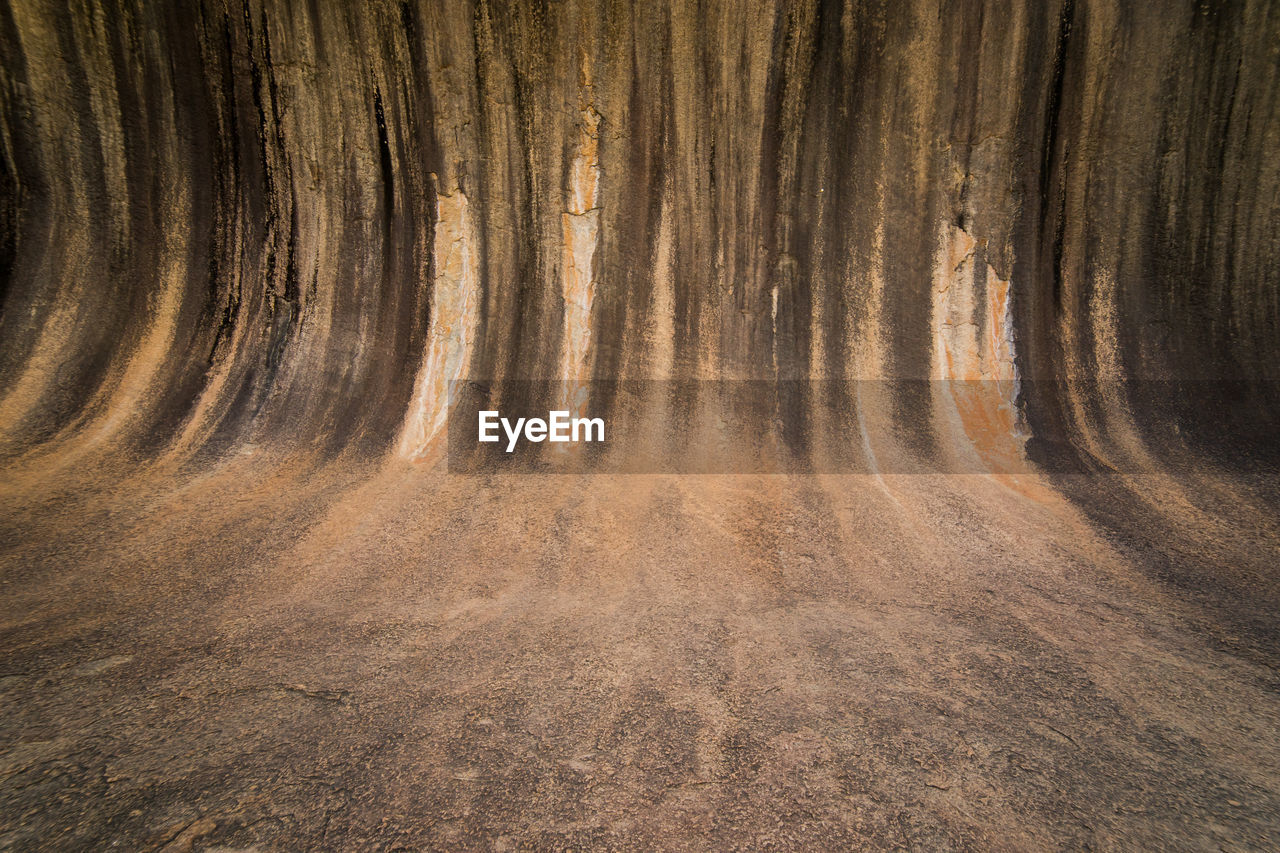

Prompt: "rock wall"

[1,0,1277,470]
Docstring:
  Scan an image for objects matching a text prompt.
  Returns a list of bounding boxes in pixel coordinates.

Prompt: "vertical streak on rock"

[75,191,188,452]
[650,192,676,379]
[849,141,901,492]
[854,210,896,493]
[399,186,479,461]
[1076,268,1154,469]
[931,222,1026,473]
[0,3,95,445]
[558,53,601,415]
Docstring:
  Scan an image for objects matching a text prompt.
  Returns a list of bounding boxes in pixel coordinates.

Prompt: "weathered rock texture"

[1,0,1279,849]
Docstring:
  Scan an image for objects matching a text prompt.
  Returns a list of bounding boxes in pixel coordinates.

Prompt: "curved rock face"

[2,1,1279,849]
[2,0,1276,466]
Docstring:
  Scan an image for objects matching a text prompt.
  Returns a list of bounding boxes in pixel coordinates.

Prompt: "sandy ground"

[1,455,1278,850]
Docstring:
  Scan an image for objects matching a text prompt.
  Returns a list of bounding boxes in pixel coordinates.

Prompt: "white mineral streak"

[852,188,898,500]
[558,58,602,416]
[650,195,676,379]
[398,188,480,461]
[854,217,890,477]
[931,223,1026,473]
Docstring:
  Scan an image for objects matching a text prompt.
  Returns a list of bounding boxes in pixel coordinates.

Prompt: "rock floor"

[1,455,1278,850]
